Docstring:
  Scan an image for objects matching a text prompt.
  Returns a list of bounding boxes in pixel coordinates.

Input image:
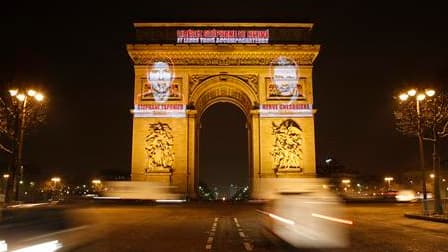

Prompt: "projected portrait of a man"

[146,60,175,102]
[269,57,301,99]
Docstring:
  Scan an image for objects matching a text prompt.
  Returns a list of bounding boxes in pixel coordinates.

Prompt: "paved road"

[2,201,448,251]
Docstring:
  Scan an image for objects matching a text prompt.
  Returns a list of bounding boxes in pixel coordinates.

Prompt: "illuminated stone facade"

[128,23,320,198]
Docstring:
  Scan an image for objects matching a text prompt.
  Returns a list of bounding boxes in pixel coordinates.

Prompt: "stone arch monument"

[127,23,320,198]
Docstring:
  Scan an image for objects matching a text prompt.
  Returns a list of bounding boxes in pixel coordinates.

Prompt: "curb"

[404,213,448,223]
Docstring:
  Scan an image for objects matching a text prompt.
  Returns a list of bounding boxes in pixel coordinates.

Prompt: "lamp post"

[399,88,435,214]
[91,179,102,194]
[51,177,61,201]
[325,158,333,177]
[8,89,44,202]
[2,174,9,197]
[341,179,351,192]
[384,177,394,191]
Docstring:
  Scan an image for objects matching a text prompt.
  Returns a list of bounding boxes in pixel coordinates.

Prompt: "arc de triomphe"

[127,23,320,198]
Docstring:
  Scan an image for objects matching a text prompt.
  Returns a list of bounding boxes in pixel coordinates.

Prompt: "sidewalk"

[404,213,448,223]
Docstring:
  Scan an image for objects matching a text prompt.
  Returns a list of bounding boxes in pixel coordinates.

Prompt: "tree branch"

[438,121,448,138]
[0,143,12,154]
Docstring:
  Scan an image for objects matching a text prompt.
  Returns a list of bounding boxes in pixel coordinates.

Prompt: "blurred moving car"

[98,181,184,201]
[254,178,351,249]
[0,203,98,251]
[395,190,417,202]
[381,190,399,201]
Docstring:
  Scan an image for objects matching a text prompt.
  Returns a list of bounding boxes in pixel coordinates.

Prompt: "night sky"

[1,2,447,185]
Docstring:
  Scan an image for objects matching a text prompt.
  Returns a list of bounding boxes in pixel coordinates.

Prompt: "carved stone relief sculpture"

[145,122,175,173]
[271,119,303,172]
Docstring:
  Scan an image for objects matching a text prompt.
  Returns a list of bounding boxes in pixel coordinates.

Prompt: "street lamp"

[51,177,61,183]
[51,177,61,201]
[92,179,101,185]
[398,88,434,213]
[325,158,333,176]
[2,174,10,195]
[384,177,394,191]
[341,179,351,192]
[91,179,102,194]
[8,88,45,201]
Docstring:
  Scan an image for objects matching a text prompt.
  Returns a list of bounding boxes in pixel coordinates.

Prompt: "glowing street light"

[398,88,434,212]
[35,93,44,101]
[2,174,9,195]
[50,177,61,201]
[407,89,417,96]
[92,179,101,184]
[7,88,45,202]
[51,177,61,183]
[425,89,435,97]
[399,93,409,101]
[384,177,394,190]
[27,89,37,97]
[8,89,18,97]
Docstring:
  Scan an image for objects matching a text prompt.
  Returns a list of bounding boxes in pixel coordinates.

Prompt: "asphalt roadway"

[1,201,448,251]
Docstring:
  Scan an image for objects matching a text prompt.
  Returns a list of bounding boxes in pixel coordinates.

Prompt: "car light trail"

[256,209,295,225]
[93,196,121,199]
[311,213,353,225]
[155,199,186,203]
[12,240,62,252]
[7,203,49,208]
[269,213,295,225]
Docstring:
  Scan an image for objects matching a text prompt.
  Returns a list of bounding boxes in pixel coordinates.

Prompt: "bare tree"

[0,89,47,202]
[421,92,448,214]
[394,90,448,214]
[0,96,16,154]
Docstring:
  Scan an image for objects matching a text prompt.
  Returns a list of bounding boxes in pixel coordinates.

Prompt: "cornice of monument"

[127,44,320,66]
[134,22,314,29]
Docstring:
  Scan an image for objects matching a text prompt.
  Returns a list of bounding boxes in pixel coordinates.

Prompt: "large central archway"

[190,76,258,197]
[198,102,249,199]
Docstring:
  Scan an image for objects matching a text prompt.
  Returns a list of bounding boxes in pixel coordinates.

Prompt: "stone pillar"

[250,110,261,198]
[187,110,197,199]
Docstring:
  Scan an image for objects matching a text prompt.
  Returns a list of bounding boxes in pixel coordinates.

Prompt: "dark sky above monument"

[1,2,447,184]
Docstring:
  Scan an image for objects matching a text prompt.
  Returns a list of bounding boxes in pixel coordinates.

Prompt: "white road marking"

[205,217,219,250]
[233,217,253,251]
